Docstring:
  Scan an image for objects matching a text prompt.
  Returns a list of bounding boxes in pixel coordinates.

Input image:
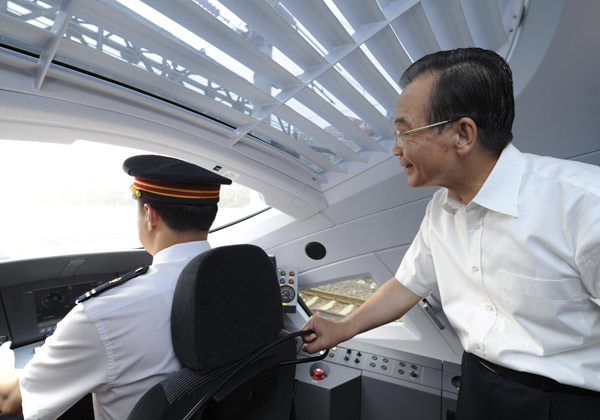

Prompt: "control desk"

[294,339,461,420]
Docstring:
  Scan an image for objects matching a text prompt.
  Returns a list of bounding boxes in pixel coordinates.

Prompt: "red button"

[289,279,294,284]
[289,271,295,276]
[312,368,325,380]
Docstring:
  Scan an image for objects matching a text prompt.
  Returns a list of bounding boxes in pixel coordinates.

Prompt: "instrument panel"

[278,267,298,313]
[0,250,153,347]
[1,275,109,345]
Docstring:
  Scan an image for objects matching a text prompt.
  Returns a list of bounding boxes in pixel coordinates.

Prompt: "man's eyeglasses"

[394,119,458,148]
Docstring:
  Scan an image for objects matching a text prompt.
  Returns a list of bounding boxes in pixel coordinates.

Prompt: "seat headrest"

[171,244,284,371]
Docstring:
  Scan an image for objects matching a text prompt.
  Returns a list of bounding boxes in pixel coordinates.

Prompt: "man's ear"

[144,203,160,231]
[455,117,477,155]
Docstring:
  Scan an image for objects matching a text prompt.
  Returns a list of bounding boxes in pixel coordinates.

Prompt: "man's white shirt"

[396,144,600,391]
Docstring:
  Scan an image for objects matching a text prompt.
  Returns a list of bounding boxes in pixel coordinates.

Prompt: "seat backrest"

[127,244,296,420]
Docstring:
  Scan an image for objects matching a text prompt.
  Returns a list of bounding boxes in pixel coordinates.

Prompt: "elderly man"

[302,48,600,420]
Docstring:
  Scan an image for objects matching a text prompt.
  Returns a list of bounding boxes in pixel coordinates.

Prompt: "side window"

[213,182,268,230]
[299,277,404,322]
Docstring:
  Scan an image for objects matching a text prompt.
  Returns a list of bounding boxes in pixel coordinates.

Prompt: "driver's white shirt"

[20,241,210,420]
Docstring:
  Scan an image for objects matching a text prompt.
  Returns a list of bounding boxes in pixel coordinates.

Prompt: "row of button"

[326,347,422,382]
[279,270,295,285]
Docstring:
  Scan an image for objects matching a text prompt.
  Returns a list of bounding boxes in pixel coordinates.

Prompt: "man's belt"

[471,353,600,397]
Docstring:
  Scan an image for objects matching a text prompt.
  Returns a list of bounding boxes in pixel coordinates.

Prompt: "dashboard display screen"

[33,282,97,331]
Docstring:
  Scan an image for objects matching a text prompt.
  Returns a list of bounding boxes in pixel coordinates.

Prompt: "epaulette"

[76,266,149,304]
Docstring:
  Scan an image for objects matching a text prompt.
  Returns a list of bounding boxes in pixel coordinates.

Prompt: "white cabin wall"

[511,0,600,162]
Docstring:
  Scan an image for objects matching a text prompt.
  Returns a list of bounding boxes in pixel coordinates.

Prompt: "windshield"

[0,140,267,261]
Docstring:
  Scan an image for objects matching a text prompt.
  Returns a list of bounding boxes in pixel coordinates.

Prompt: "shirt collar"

[152,240,211,265]
[442,143,525,217]
[471,143,524,217]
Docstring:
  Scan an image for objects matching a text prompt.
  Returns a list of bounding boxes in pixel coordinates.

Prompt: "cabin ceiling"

[3,0,598,221]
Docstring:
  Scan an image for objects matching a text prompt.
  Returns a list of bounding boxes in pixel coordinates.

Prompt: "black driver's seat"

[127,244,301,420]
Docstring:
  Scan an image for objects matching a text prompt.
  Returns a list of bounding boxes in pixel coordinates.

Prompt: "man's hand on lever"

[300,278,422,354]
[300,316,353,354]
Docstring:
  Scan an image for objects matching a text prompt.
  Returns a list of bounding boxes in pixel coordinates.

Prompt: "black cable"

[182,330,328,420]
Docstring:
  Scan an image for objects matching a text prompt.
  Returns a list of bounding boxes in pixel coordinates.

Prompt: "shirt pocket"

[497,270,583,300]
[495,271,587,353]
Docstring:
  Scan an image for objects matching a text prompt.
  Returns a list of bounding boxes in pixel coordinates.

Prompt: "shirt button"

[473,224,480,230]
[472,343,480,350]
[485,304,494,311]
[472,266,480,272]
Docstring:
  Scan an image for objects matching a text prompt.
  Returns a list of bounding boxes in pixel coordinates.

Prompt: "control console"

[310,345,440,388]
[295,342,453,420]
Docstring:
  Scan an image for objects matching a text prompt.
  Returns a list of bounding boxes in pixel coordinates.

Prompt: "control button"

[344,355,349,361]
[354,357,360,363]
[312,368,325,380]
[398,369,405,375]
[357,352,362,357]
[280,279,285,284]
[371,355,378,361]
[411,364,417,370]
[328,353,335,358]
[410,371,418,378]
[370,362,376,368]
[280,271,286,276]
[289,279,294,284]
[381,365,387,371]
[289,271,295,277]
[346,349,352,354]
[472,266,480,272]
[399,361,406,367]
[383,358,389,363]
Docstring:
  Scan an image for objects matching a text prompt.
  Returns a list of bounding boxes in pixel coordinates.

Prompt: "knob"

[312,368,325,380]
